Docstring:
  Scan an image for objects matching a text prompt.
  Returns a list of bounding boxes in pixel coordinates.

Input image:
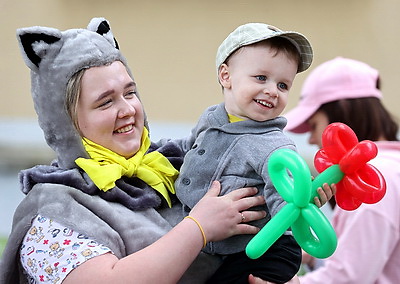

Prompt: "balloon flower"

[246,122,386,260]
[246,148,337,259]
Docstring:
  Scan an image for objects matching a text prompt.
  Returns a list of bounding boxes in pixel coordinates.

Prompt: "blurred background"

[1,0,399,252]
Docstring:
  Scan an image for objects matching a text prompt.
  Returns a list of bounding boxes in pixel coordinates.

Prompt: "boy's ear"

[218,63,231,89]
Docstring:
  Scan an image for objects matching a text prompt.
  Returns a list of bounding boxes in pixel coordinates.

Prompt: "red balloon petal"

[341,165,386,204]
[339,141,378,174]
[321,123,358,164]
[335,182,362,211]
[314,150,334,173]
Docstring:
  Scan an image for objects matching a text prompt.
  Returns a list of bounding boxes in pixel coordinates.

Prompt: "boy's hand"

[314,183,336,207]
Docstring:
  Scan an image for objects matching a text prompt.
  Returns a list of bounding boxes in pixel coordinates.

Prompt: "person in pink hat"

[285,57,400,283]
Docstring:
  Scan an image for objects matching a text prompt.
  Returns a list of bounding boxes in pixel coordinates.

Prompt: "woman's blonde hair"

[65,68,86,135]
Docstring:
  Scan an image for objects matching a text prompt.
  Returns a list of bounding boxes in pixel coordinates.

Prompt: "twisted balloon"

[246,122,386,259]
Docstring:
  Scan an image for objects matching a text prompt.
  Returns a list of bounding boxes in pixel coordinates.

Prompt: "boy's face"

[219,43,297,122]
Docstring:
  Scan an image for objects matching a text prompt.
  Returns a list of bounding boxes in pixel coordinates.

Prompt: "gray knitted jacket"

[175,103,296,254]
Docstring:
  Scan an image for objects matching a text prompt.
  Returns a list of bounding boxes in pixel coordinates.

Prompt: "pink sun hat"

[285,57,382,133]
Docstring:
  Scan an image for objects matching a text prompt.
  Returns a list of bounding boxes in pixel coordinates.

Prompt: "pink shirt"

[300,141,400,284]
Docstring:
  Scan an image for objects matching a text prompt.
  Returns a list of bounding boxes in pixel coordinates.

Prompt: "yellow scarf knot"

[75,128,178,207]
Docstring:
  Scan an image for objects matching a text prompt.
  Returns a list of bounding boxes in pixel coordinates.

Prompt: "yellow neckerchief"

[75,128,178,207]
[228,113,245,123]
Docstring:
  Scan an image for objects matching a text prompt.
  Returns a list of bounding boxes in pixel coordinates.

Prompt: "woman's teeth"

[115,125,133,133]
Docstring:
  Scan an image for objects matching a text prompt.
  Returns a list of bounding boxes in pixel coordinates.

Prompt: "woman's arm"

[64,181,266,283]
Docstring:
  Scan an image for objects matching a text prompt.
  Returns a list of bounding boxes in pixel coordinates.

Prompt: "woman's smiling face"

[76,61,145,158]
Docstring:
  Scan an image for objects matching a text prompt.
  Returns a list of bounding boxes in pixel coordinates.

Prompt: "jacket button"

[182,178,191,185]
[198,149,205,155]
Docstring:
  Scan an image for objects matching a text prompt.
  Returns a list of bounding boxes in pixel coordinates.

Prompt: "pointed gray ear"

[87,17,119,49]
[16,27,62,71]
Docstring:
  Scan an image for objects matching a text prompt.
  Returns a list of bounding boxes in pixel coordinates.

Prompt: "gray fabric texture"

[175,103,296,254]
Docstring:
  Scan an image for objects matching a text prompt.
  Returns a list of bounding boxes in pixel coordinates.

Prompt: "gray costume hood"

[17,17,137,169]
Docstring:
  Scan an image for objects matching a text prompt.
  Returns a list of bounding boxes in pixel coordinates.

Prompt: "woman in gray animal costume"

[0,17,266,283]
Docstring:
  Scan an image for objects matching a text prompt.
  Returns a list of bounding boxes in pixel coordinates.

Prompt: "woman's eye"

[255,75,267,81]
[125,91,136,98]
[278,82,288,90]
[98,99,112,108]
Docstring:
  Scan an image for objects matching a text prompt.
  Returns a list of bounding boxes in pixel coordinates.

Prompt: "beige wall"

[1,0,399,124]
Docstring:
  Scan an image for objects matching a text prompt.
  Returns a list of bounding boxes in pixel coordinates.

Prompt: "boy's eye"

[255,75,267,81]
[278,82,288,90]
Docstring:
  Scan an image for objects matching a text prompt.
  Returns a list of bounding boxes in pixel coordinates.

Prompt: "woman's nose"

[308,133,322,149]
[308,133,316,146]
[117,99,136,118]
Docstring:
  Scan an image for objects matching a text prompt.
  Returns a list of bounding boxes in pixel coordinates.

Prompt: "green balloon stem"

[310,164,344,202]
[246,204,300,259]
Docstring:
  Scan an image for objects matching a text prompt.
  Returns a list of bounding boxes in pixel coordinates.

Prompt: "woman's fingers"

[224,187,265,211]
[240,210,266,224]
[248,274,271,284]
[235,213,266,235]
[224,185,259,200]
[204,180,222,197]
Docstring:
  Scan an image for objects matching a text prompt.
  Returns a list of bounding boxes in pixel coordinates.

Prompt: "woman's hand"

[189,181,266,242]
[314,183,336,207]
[248,274,300,284]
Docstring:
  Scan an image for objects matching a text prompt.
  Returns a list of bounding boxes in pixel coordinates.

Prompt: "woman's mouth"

[114,124,133,134]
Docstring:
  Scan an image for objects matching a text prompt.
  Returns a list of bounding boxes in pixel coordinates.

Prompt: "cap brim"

[284,103,320,133]
[280,33,313,73]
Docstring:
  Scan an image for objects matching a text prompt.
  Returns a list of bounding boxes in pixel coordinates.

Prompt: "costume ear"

[17,27,61,71]
[87,17,119,49]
